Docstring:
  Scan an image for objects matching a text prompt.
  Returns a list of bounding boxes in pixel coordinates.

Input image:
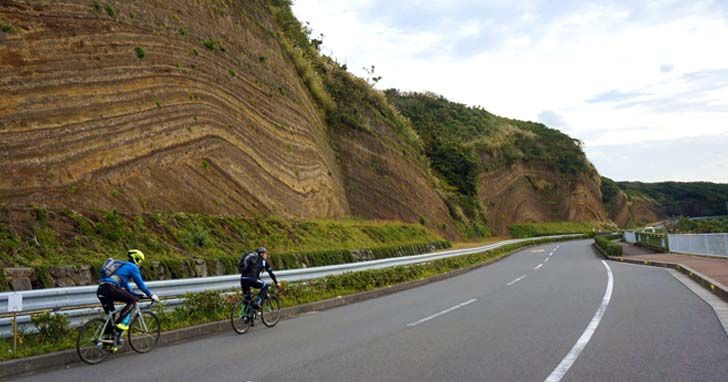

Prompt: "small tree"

[363,65,382,86]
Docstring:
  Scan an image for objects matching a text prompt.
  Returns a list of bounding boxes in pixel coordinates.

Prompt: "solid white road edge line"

[507,275,526,286]
[544,260,613,382]
[406,298,478,327]
[534,264,543,270]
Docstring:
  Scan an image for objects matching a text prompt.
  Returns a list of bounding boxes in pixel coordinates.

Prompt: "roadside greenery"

[0,236,582,361]
[633,232,669,252]
[508,221,598,238]
[594,236,623,257]
[0,207,443,269]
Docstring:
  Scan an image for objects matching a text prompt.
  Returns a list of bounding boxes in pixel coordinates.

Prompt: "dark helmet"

[255,247,267,255]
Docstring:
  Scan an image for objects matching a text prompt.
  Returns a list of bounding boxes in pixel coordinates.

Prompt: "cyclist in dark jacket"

[240,247,280,308]
[97,249,159,332]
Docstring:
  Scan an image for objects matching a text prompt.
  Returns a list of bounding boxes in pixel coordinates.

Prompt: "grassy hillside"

[669,217,728,233]
[0,205,444,268]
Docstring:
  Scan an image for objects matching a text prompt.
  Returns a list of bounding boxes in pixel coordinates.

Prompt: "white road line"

[507,275,526,286]
[406,298,478,327]
[534,264,543,270]
[544,260,614,382]
[544,257,550,263]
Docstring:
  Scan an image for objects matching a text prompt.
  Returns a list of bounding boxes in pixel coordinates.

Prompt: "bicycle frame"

[91,300,151,344]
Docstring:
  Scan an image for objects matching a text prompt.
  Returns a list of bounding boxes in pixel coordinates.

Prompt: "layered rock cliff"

[1,1,609,239]
[0,0,460,236]
[479,163,608,235]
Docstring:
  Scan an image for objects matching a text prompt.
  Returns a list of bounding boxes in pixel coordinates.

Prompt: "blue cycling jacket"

[99,261,152,297]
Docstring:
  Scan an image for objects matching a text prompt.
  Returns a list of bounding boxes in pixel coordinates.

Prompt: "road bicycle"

[76,295,161,364]
[230,286,281,334]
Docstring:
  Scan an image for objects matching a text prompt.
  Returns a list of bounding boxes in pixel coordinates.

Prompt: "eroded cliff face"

[0,1,459,237]
[332,125,460,239]
[607,190,658,227]
[0,1,352,218]
[478,163,608,235]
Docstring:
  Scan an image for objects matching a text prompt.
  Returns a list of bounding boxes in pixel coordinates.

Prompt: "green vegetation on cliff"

[269,0,424,155]
[0,206,444,269]
[385,91,593,180]
[508,221,598,238]
[670,217,728,233]
[383,90,596,238]
[617,181,728,217]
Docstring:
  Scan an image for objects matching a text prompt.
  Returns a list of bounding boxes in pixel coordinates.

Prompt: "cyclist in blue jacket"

[96,249,159,332]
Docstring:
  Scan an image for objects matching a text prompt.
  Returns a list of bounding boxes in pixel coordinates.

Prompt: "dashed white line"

[406,298,478,327]
[507,275,526,286]
[544,260,614,382]
[534,264,543,270]
[544,257,550,263]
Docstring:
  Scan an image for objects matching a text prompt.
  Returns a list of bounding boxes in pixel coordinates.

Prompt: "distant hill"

[601,177,728,226]
[617,181,728,217]
[386,90,609,235]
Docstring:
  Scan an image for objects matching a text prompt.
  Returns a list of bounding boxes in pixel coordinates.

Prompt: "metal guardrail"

[0,235,579,337]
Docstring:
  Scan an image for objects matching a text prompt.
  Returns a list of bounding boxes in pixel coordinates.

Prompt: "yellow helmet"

[127,249,145,266]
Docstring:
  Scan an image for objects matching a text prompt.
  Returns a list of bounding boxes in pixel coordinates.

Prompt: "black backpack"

[238,252,260,273]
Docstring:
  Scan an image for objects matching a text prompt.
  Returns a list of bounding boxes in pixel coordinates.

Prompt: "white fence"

[624,231,636,243]
[668,233,728,258]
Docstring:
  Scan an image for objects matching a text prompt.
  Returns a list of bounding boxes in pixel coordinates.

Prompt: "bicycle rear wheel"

[128,311,160,353]
[77,317,111,365]
[231,300,253,334]
[261,295,281,327]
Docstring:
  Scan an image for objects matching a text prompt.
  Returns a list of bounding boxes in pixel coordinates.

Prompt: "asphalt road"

[9,239,728,382]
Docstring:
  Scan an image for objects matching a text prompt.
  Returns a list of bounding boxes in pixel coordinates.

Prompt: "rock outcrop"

[478,163,608,235]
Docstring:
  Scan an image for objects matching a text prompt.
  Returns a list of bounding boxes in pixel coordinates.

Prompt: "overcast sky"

[292,0,728,183]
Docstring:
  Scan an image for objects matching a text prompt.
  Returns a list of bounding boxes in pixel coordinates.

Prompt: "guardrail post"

[12,312,17,353]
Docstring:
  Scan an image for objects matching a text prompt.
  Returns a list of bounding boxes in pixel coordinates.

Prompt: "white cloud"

[292,0,728,182]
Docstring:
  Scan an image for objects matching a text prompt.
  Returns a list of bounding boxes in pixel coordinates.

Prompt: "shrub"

[0,271,9,292]
[594,236,623,256]
[179,27,187,36]
[508,222,594,238]
[177,290,227,322]
[202,39,220,50]
[31,312,69,344]
[104,4,115,17]
[1,22,14,33]
[135,47,145,59]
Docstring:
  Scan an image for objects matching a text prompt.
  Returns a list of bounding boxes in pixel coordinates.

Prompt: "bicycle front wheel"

[77,317,111,365]
[128,311,160,353]
[231,300,253,334]
[261,296,281,327]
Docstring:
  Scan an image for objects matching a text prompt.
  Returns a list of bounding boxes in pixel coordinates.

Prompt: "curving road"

[9,239,728,381]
